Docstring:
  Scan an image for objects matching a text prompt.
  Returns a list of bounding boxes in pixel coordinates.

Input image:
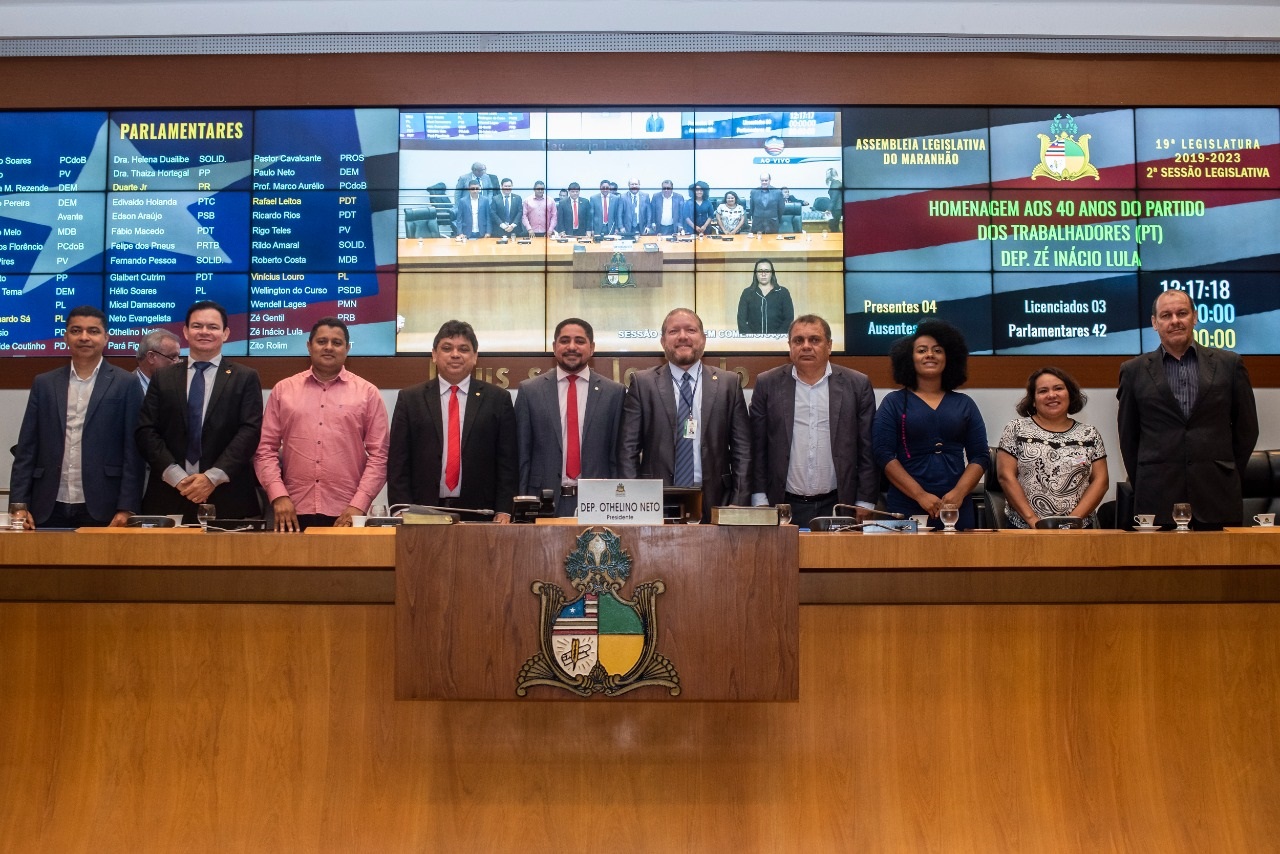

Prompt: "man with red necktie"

[515,318,625,517]
[388,319,516,522]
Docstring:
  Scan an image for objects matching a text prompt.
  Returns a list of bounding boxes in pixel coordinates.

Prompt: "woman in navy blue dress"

[683,181,715,236]
[872,320,990,530]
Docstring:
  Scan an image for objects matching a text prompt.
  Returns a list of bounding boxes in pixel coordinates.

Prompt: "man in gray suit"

[618,307,751,520]
[515,318,625,516]
[749,314,878,529]
[1118,288,1258,529]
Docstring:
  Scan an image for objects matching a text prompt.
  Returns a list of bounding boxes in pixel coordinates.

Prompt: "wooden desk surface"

[2,526,1279,604]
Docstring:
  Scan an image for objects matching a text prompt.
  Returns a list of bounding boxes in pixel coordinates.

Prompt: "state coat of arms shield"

[517,528,680,697]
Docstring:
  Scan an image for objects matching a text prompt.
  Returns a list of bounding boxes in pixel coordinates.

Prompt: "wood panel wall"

[1,51,1278,388]
[3,601,1278,850]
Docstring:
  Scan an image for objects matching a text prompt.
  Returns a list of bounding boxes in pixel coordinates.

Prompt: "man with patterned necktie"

[618,308,751,521]
[388,319,516,522]
[136,300,263,522]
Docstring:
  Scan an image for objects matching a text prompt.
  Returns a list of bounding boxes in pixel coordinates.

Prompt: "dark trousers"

[43,501,108,529]
[784,490,838,530]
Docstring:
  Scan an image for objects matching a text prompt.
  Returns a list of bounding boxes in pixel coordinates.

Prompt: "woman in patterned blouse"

[996,367,1110,528]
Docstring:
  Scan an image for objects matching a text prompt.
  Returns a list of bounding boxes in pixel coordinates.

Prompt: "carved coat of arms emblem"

[516,528,680,697]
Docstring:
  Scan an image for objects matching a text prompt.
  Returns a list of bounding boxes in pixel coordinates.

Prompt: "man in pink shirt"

[254,317,390,531]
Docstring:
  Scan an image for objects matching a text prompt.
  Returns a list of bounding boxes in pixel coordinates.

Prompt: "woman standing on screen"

[683,181,714,236]
[714,190,746,235]
[996,367,1108,528]
[736,258,794,335]
[872,319,990,530]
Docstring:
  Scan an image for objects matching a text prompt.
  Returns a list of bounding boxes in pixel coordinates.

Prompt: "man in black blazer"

[1118,289,1258,529]
[749,315,878,529]
[556,183,590,237]
[515,318,625,516]
[590,179,631,236]
[136,300,263,521]
[618,308,751,520]
[489,178,527,238]
[388,319,517,521]
[10,306,145,529]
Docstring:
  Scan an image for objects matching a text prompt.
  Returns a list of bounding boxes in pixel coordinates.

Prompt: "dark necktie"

[674,372,695,487]
[565,375,581,481]
[185,361,212,466]
[446,385,461,491]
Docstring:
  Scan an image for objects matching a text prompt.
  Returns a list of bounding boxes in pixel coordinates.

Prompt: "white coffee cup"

[1134,514,1156,527]
[351,516,368,528]
[166,514,185,527]
[1255,513,1276,527]
[910,514,930,529]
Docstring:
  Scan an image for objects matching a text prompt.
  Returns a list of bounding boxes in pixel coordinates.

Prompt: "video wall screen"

[843,106,1280,355]
[1,104,1277,357]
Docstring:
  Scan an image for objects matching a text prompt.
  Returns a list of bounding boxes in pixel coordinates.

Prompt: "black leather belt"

[784,490,837,503]
[560,485,577,497]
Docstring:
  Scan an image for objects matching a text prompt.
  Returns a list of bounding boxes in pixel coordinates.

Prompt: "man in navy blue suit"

[453,180,492,238]
[10,305,145,529]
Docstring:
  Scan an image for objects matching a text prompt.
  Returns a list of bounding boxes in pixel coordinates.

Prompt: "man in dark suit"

[489,178,527,238]
[454,180,492,238]
[618,308,751,519]
[590,179,631,236]
[10,305,145,529]
[515,318,625,517]
[453,161,499,202]
[749,314,878,528]
[1118,289,1258,529]
[388,319,517,521]
[556,183,590,237]
[650,180,686,235]
[619,179,652,236]
[748,172,784,234]
[136,300,263,521]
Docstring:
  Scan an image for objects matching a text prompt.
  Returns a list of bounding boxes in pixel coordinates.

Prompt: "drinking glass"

[9,502,27,531]
[939,503,960,533]
[370,504,388,518]
[197,504,216,531]
[1172,502,1192,532]
[776,504,792,526]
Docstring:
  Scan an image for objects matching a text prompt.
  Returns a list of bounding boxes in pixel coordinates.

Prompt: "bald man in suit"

[515,318,625,517]
[618,308,751,520]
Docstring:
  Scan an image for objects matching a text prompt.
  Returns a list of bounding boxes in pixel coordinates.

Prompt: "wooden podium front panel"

[395,524,798,701]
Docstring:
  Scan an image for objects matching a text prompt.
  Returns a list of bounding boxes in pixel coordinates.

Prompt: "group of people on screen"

[444,162,842,240]
[7,289,1259,533]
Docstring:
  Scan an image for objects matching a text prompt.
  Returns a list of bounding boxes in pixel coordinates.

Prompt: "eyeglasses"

[151,351,181,362]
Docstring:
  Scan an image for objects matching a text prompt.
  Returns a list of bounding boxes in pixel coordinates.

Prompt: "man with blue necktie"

[618,308,751,521]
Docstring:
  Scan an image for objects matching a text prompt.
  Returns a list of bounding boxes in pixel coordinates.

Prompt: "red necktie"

[602,197,609,224]
[572,201,579,229]
[566,374,581,480]
[445,385,461,490]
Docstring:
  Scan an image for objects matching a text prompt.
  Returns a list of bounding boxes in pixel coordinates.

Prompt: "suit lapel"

[544,371,564,454]
[206,360,232,426]
[427,381,444,445]
[461,381,483,447]
[53,365,71,432]
[657,364,678,429]
[84,363,112,423]
[779,370,798,448]
[1141,351,1181,415]
[1190,348,1218,419]
[698,365,718,424]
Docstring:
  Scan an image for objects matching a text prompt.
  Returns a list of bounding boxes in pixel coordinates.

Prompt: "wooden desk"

[2,527,1279,605]
[394,524,798,701]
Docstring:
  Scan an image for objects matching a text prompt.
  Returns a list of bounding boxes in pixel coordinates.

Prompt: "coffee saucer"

[1133,524,1162,532]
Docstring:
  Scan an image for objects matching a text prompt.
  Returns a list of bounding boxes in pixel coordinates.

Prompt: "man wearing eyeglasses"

[132,328,182,395]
